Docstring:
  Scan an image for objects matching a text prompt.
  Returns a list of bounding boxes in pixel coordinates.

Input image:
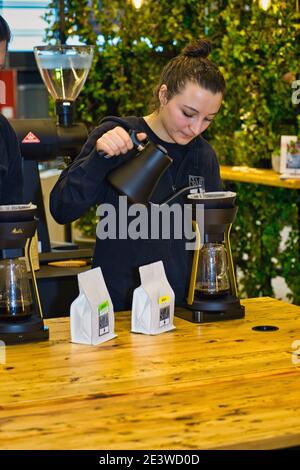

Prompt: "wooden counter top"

[220,165,300,189]
[1,297,300,450]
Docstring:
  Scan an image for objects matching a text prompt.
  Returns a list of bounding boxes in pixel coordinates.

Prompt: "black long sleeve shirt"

[50,116,222,310]
[0,114,23,204]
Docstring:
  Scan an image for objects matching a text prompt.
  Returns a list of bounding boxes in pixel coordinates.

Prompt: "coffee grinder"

[0,205,49,344]
[176,191,245,323]
[10,45,94,254]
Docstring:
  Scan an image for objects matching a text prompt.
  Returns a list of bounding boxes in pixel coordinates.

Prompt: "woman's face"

[157,81,223,144]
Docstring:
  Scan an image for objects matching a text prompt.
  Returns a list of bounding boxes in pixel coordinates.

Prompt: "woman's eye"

[183,111,194,118]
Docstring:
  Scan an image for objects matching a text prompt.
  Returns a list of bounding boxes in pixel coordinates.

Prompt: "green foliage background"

[45,0,300,303]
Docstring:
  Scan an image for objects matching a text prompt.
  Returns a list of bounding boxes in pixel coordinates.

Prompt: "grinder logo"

[22,132,40,144]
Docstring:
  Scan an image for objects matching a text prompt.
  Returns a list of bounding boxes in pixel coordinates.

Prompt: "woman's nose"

[189,118,204,136]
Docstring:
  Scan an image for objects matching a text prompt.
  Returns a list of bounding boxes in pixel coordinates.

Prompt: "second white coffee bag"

[131,260,175,335]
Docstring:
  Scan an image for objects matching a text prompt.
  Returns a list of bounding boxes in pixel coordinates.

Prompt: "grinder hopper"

[34,45,94,126]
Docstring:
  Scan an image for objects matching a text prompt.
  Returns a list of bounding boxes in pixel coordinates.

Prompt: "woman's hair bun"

[182,39,212,59]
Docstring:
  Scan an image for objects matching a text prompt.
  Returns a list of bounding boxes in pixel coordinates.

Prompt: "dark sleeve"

[0,116,23,204]
[50,121,128,224]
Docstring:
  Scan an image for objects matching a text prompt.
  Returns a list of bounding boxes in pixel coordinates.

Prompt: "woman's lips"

[180,131,194,138]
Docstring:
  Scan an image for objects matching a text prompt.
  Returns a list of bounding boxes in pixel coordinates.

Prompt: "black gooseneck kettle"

[100,117,204,204]
[107,130,173,204]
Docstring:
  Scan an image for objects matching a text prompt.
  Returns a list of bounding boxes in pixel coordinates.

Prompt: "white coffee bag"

[131,260,175,335]
[70,267,117,345]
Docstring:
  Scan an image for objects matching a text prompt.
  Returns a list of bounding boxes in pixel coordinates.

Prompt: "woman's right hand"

[96,126,147,157]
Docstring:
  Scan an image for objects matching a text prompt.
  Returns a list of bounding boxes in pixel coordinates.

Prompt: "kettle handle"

[128,130,148,152]
[100,129,148,159]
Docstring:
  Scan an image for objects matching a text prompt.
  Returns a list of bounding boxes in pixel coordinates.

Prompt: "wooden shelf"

[220,165,300,189]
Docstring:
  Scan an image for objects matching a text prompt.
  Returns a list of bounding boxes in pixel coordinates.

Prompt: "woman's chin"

[175,133,194,144]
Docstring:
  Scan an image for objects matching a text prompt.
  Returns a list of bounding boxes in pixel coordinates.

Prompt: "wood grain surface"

[1,297,300,450]
[220,166,300,189]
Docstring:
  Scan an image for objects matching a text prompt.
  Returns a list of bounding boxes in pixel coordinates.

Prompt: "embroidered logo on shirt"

[189,175,205,189]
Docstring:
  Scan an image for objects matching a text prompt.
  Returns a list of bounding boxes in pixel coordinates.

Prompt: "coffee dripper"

[0,204,49,343]
[178,191,245,322]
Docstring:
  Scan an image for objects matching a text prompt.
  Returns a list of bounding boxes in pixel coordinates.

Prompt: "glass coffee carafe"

[0,258,34,321]
[195,242,230,296]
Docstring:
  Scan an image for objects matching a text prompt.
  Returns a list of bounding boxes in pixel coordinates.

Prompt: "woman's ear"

[158,84,168,106]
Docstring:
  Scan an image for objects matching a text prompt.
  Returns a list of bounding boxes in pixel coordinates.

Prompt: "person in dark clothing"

[0,15,23,204]
[50,39,226,311]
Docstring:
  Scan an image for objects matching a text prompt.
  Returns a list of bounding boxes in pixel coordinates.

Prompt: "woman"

[50,39,226,310]
[0,15,23,204]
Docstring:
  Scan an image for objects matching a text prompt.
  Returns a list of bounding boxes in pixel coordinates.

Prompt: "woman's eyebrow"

[183,104,218,116]
[183,105,199,113]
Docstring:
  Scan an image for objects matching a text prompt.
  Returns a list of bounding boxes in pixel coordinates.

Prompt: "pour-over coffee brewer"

[0,205,49,344]
[176,191,245,323]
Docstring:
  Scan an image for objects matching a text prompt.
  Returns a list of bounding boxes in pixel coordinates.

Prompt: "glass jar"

[196,242,230,296]
[0,258,34,321]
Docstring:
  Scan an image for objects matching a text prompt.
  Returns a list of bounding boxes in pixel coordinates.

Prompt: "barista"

[50,39,225,310]
[0,15,23,204]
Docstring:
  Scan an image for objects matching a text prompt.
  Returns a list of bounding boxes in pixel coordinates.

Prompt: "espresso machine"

[0,205,49,344]
[176,191,245,323]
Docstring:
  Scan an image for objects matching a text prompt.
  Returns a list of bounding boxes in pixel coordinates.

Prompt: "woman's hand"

[96,126,147,157]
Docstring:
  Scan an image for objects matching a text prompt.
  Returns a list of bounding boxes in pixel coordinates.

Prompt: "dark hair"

[151,39,226,111]
[0,15,11,45]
